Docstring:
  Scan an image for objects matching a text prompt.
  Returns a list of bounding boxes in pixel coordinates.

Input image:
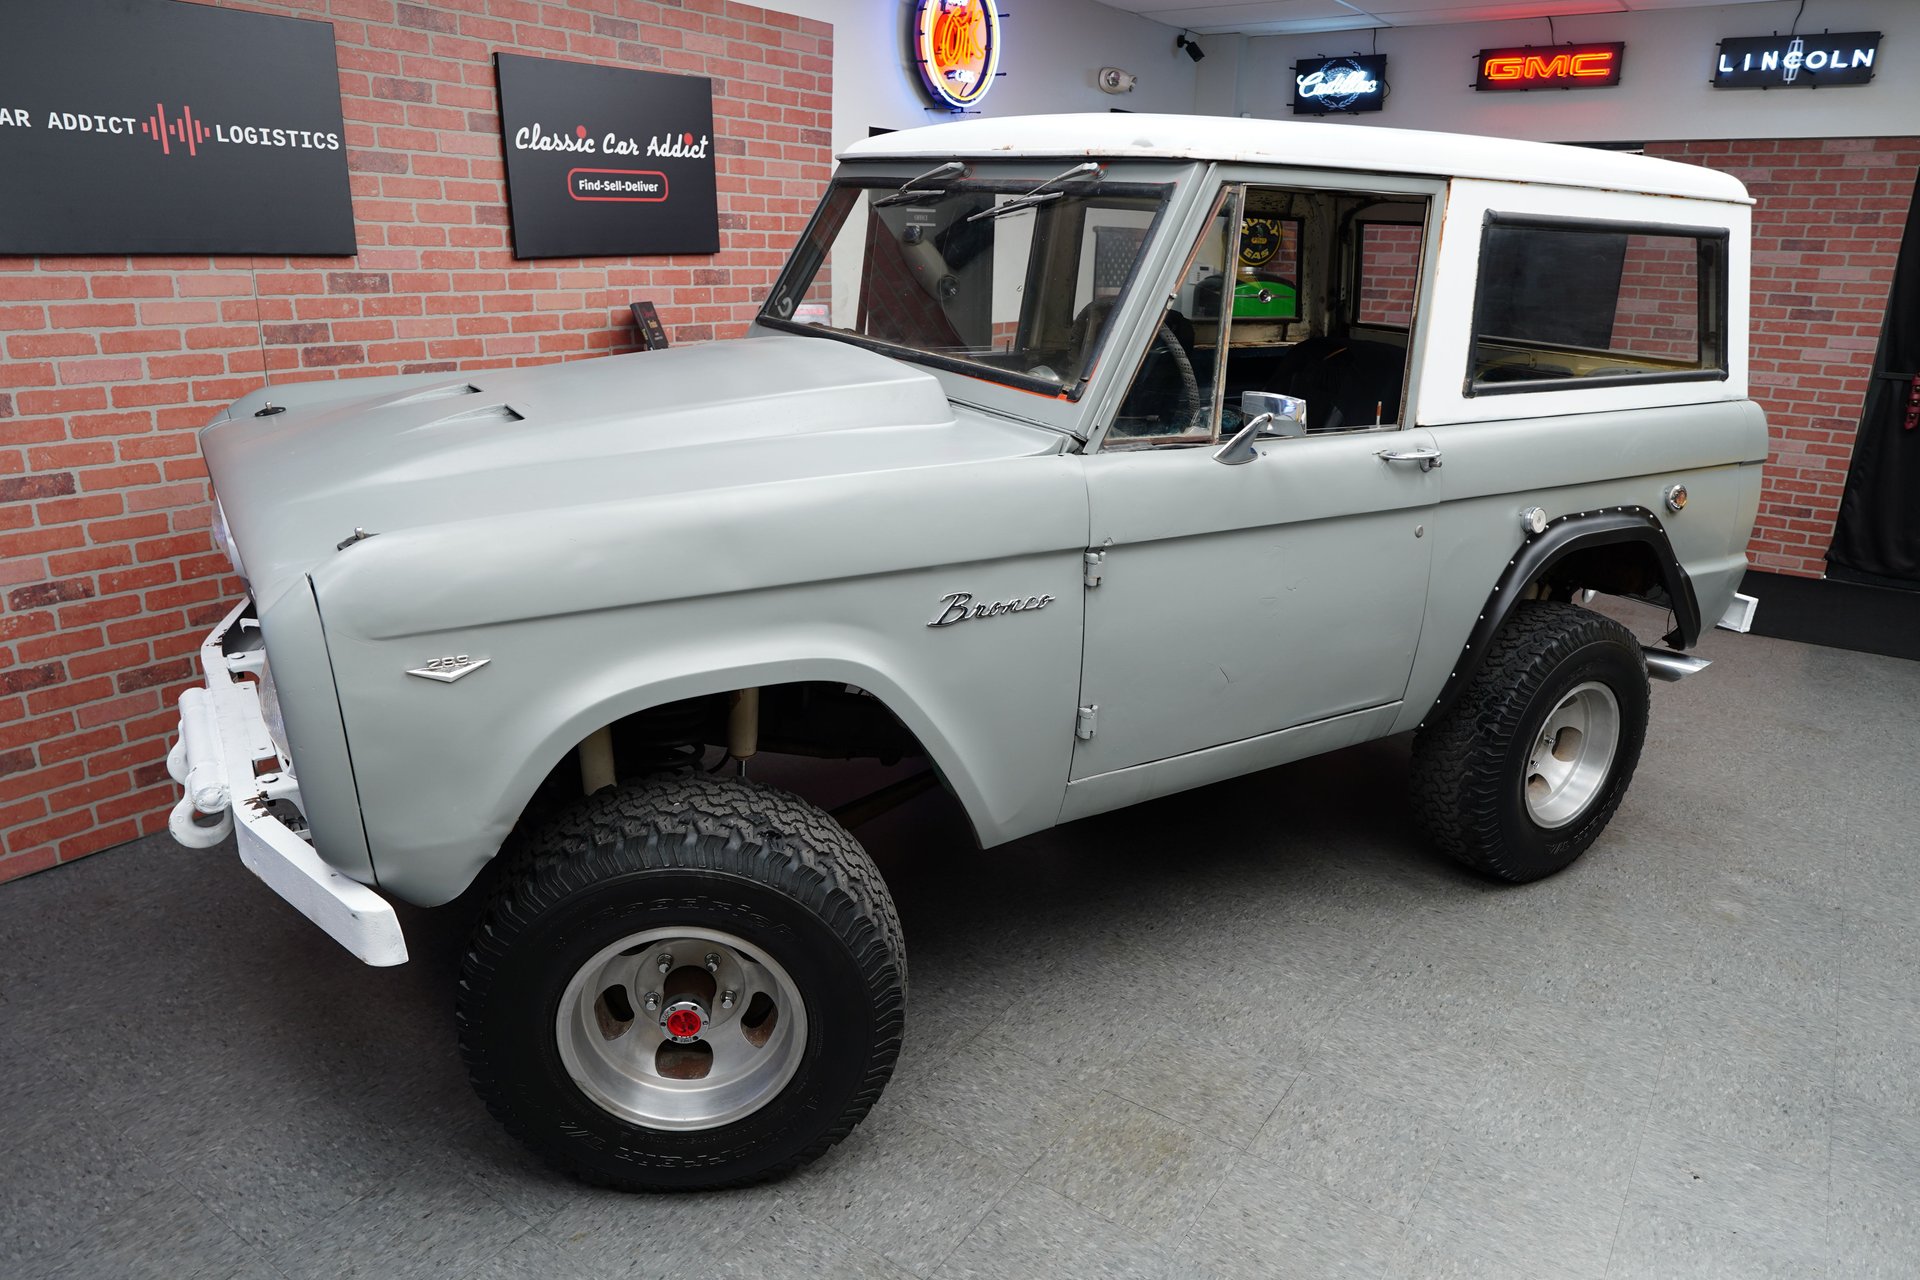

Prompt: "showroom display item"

[0,0,354,255]
[167,113,1765,1190]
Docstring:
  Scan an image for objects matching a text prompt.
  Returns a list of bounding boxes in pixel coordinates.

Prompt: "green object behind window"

[1234,278,1297,319]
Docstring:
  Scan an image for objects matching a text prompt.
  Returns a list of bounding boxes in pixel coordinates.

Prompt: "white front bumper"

[167,597,408,967]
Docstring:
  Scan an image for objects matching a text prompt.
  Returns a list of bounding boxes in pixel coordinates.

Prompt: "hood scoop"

[395,400,527,434]
[384,381,484,405]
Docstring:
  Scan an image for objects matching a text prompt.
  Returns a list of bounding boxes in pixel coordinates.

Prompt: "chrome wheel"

[555,926,808,1131]
[1523,680,1621,829]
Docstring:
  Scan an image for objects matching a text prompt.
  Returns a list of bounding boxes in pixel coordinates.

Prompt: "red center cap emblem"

[663,1005,704,1042]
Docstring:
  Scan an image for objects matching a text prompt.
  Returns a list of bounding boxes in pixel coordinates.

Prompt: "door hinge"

[1075,704,1098,740]
[1083,549,1106,587]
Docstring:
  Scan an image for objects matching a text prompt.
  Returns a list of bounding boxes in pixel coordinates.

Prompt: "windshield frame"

[757,170,1176,403]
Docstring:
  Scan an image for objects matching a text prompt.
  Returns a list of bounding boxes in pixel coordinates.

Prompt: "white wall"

[1239,0,1920,143]
[751,0,1204,157]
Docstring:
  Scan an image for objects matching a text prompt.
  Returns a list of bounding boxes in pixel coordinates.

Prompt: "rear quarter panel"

[1394,175,1765,733]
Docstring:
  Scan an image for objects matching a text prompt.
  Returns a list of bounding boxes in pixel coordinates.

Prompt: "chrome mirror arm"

[1213,413,1274,466]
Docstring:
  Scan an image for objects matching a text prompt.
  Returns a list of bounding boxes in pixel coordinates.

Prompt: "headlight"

[210,497,247,583]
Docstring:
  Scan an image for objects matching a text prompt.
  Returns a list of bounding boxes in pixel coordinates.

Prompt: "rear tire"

[1410,601,1650,883]
[457,772,905,1191]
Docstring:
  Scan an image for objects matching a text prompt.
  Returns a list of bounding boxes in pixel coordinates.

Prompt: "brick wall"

[0,0,831,884]
[1611,233,1702,361]
[1356,222,1420,328]
[1648,138,1920,579]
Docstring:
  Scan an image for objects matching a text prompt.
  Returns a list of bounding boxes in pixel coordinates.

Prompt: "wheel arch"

[1417,505,1698,730]
[376,652,1009,909]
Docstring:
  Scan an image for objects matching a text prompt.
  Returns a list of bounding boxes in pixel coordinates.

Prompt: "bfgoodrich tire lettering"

[1410,601,1651,883]
[457,772,906,1191]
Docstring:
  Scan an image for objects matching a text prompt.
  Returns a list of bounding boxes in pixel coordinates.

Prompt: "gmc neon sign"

[1475,43,1625,91]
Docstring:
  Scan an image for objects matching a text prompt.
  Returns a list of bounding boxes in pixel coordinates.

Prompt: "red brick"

[57,820,139,861]
[7,578,94,611]
[0,472,76,502]
[0,844,61,882]
[0,663,64,696]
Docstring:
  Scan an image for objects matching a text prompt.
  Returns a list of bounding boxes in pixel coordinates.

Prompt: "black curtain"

[1829,167,1920,587]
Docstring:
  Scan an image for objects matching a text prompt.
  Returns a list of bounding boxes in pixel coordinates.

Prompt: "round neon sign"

[914,0,1001,111]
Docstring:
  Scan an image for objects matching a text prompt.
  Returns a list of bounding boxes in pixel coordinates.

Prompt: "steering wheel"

[1152,322,1204,433]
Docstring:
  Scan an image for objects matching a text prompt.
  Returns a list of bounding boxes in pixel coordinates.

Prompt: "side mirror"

[1242,391,1307,437]
[1214,392,1307,466]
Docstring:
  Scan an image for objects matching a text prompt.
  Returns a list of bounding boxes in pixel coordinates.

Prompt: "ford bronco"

[168,114,1765,1190]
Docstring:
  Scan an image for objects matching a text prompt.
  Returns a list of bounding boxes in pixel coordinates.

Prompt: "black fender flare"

[1418,505,1700,729]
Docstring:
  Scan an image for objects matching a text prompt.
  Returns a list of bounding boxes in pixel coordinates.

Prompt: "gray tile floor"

[3,611,1918,1279]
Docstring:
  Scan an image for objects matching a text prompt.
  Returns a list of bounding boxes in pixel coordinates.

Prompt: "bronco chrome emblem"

[927,591,1056,628]
[407,654,491,683]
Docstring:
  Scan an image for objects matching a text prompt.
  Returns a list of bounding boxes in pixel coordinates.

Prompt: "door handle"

[1376,447,1442,472]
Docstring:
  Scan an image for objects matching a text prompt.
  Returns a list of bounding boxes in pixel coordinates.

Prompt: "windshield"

[760,172,1170,397]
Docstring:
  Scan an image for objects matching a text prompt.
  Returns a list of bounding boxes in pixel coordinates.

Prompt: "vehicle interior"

[1106,185,1431,445]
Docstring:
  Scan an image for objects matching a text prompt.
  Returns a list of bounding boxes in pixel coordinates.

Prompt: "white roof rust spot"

[842,113,1751,206]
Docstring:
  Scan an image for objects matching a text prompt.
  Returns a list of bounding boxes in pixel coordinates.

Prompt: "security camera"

[1098,67,1137,94]
[1177,34,1205,62]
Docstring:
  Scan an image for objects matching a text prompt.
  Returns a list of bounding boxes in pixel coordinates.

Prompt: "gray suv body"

[168,114,1765,1189]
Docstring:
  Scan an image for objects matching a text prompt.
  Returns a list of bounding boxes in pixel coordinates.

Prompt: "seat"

[1265,336,1407,431]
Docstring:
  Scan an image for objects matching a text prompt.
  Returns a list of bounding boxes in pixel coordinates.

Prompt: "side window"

[1218,189,1427,436]
[1104,193,1235,443]
[1355,222,1423,329]
[1105,184,1431,449]
[1468,216,1727,393]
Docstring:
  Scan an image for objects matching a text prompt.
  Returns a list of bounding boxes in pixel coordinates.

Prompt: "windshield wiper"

[965,162,1103,223]
[872,161,966,208]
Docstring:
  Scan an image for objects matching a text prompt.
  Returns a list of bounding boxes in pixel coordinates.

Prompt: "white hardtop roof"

[841,114,1750,205]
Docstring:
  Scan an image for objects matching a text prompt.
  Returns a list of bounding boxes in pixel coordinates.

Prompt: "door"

[1074,433,1437,779]
[1071,180,1440,782]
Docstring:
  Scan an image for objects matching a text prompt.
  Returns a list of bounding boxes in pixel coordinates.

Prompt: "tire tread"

[457,771,905,1191]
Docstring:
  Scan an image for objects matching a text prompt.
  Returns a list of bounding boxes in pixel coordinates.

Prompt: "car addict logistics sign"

[495,54,719,260]
[0,0,354,256]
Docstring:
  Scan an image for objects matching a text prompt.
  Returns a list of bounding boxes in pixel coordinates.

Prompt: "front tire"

[1410,601,1651,883]
[457,772,906,1191]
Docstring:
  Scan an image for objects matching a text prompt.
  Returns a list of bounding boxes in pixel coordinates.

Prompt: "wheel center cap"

[661,1000,706,1043]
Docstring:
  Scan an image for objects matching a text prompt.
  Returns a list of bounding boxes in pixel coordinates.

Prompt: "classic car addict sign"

[0,0,354,255]
[495,54,719,259]
[1475,43,1625,91]
[1713,33,1880,88]
[1292,55,1387,114]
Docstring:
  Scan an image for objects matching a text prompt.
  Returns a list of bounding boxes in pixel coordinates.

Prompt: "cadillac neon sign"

[914,0,1001,111]
[1292,55,1388,114]
[1475,43,1625,91]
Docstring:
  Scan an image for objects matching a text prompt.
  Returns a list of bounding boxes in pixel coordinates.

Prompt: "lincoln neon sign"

[914,0,1001,111]
[1475,43,1625,91]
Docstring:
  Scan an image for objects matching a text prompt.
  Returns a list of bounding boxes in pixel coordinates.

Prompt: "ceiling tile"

[1363,1,1626,24]
[1358,0,1622,15]
[1140,0,1373,33]
[1104,0,1791,32]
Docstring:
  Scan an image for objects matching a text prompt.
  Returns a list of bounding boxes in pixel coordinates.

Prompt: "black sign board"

[0,0,355,256]
[1292,55,1387,115]
[495,54,719,260]
[1474,43,1626,91]
[629,301,669,350]
[1714,32,1881,88]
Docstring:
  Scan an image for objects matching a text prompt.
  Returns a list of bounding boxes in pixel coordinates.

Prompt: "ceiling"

[1094,0,1810,36]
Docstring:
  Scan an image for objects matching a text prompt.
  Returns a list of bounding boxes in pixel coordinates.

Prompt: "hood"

[203,334,1060,607]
